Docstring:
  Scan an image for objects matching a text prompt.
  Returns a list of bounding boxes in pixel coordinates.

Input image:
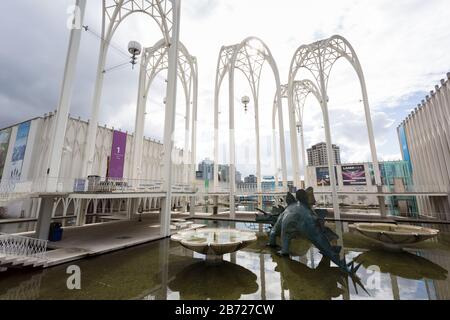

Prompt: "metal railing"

[0,233,48,260]
[201,183,286,195]
[0,177,198,197]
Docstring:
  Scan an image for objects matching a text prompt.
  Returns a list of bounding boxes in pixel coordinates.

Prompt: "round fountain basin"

[171,228,257,257]
[350,223,439,251]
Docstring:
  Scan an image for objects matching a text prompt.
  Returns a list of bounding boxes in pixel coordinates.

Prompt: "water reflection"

[355,250,448,281]
[271,253,349,300]
[168,259,259,300]
[0,221,450,300]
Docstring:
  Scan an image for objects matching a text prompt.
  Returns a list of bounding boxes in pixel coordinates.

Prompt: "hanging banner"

[342,165,367,186]
[108,130,127,179]
[8,121,31,181]
[0,128,12,180]
[316,166,338,186]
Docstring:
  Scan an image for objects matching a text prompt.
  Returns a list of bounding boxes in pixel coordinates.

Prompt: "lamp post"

[128,41,142,69]
[241,96,250,113]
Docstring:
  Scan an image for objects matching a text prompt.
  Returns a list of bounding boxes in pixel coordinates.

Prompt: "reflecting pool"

[1,220,450,300]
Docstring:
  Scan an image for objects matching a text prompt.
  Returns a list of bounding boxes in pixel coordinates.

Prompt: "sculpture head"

[306,187,316,207]
[295,188,316,208]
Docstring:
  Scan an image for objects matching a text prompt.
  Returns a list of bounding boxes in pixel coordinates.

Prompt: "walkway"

[15,213,204,268]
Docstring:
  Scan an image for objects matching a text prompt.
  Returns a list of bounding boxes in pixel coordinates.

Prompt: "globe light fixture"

[296,121,302,134]
[128,41,142,68]
[241,95,250,113]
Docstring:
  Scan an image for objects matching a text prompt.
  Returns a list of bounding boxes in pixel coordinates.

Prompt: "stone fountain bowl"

[171,228,257,256]
[349,223,439,251]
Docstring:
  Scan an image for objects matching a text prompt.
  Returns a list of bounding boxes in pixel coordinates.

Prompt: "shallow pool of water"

[1,220,450,300]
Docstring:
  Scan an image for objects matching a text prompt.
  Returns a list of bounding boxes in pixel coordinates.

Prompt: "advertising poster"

[8,121,31,181]
[0,128,12,180]
[342,165,367,186]
[316,166,338,186]
[108,130,127,179]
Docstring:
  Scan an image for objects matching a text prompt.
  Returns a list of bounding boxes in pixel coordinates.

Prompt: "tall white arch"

[132,39,198,187]
[213,36,289,217]
[82,0,177,178]
[288,35,383,219]
[272,80,322,188]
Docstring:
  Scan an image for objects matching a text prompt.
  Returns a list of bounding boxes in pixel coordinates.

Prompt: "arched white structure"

[132,39,198,188]
[272,80,321,188]
[83,0,177,178]
[213,37,289,217]
[73,0,182,236]
[288,35,383,219]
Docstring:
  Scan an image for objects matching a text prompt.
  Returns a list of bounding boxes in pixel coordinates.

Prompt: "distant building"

[235,171,242,183]
[197,159,214,180]
[307,161,417,216]
[244,175,257,184]
[307,142,341,167]
[197,161,241,183]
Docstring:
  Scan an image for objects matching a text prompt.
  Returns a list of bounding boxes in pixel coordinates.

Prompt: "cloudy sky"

[1,0,449,179]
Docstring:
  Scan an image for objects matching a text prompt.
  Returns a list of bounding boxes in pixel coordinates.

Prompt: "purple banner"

[108,131,127,179]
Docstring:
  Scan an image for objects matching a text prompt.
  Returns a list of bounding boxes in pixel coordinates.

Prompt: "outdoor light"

[241,96,250,113]
[128,40,142,69]
[296,121,302,134]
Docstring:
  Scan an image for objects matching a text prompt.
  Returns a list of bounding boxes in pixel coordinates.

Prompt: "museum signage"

[0,127,12,180]
[108,130,127,179]
[315,166,338,186]
[342,164,367,186]
[8,121,31,181]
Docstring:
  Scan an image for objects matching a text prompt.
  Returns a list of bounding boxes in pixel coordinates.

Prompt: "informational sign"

[108,130,127,179]
[0,128,12,180]
[8,121,31,181]
[316,166,338,186]
[342,165,367,186]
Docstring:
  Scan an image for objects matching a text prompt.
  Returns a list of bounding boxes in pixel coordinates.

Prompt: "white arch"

[82,0,177,177]
[288,35,383,219]
[213,36,289,217]
[272,80,322,188]
[132,39,198,188]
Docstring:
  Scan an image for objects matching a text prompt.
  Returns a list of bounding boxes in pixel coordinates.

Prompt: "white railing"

[0,177,198,196]
[201,183,285,195]
[0,233,48,260]
[382,184,450,194]
[172,184,196,193]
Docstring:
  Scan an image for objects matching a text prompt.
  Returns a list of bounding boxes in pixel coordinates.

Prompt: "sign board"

[108,130,127,179]
[8,121,31,181]
[342,165,367,186]
[316,166,338,186]
[0,128,12,180]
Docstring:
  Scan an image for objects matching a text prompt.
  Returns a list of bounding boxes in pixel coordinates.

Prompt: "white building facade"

[0,113,188,219]
[397,73,450,220]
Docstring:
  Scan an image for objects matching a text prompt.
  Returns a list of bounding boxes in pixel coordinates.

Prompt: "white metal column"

[160,0,181,237]
[317,61,340,220]
[228,67,237,218]
[46,0,86,192]
[131,57,148,181]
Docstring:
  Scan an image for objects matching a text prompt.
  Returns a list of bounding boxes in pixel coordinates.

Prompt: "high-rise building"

[307,142,341,167]
[197,159,214,180]
[244,174,257,184]
[235,171,242,183]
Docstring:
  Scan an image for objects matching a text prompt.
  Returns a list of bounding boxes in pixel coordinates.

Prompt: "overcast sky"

[1,0,450,178]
